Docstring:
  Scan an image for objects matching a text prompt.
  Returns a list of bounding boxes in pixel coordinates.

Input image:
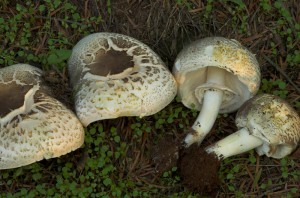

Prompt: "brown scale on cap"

[68,32,177,127]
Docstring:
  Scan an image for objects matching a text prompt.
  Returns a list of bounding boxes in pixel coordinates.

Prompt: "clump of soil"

[151,136,180,174]
[151,135,221,195]
[178,144,221,195]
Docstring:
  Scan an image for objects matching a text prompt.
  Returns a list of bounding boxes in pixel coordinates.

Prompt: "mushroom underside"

[176,66,253,146]
[176,66,252,113]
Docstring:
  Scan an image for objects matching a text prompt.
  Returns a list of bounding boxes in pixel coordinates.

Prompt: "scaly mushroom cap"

[68,32,177,127]
[236,94,300,158]
[0,64,84,170]
[173,37,261,113]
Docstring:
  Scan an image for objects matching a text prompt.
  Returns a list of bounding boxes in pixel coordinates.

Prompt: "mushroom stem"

[205,128,263,160]
[184,67,225,146]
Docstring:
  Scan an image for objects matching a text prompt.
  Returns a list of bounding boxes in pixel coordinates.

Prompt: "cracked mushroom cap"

[173,37,261,113]
[236,94,300,158]
[0,64,84,170]
[68,32,177,127]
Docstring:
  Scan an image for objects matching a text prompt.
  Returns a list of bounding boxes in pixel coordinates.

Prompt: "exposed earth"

[178,144,221,195]
[151,123,223,195]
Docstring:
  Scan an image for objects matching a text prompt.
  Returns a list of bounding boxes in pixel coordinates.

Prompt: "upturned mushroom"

[68,32,177,127]
[0,64,84,169]
[173,37,261,146]
[206,94,300,159]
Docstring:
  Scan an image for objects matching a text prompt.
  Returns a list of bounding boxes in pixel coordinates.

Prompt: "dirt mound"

[151,136,180,174]
[178,144,221,195]
[152,136,221,195]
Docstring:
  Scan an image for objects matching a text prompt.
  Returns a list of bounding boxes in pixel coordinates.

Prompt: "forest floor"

[0,0,299,197]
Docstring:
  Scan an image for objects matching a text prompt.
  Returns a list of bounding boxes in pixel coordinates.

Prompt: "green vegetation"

[0,1,101,69]
[0,0,299,197]
[259,79,288,98]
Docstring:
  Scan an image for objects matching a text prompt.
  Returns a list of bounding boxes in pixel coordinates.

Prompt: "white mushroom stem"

[205,128,263,160]
[184,67,226,146]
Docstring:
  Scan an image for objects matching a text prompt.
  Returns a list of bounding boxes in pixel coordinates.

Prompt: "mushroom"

[0,64,84,169]
[206,94,300,159]
[68,32,177,127]
[173,37,261,146]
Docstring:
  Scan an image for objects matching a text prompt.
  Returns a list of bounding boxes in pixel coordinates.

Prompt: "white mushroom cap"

[206,94,300,159]
[236,94,300,158]
[173,37,261,113]
[173,37,261,146]
[0,64,84,169]
[68,32,177,127]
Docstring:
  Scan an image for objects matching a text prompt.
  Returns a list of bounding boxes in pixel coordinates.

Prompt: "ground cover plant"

[0,0,299,197]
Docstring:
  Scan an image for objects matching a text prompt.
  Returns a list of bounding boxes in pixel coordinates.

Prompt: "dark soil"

[151,135,180,174]
[152,133,221,195]
[178,144,221,195]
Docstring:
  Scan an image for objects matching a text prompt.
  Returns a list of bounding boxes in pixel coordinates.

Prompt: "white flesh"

[205,127,263,160]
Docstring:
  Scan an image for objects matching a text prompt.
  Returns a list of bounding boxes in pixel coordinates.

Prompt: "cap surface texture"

[68,32,177,126]
[0,64,84,169]
[236,94,300,158]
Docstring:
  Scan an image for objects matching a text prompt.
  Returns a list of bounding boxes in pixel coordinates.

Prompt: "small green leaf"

[227,173,234,179]
[47,49,72,64]
[32,173,42,181]
[226,0,246,8]
[103,178,112,186]
[282,171,288,178]
[114,135,120,143]
[39,5,46,12]
[249,154,256,164]
[47,54,59,64]
[281,158,287,166]
[54,0,61,8]
[228,185,235,191]
[233,165,240,172]
[89,127,96,135]
[171,167,177,172]
[260,183,267,189]
[291,188,298,194]
[13,168,23,178]
[163,172,169,177]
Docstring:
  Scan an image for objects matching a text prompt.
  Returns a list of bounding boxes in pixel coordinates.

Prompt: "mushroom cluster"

[173,37,261,146]
[2,33,298,174]
[68,32,177,127]
[0,64,84,169]
[177,94,300,194]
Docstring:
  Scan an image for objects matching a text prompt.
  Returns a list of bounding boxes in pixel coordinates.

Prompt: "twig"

[263,55,300,94]
[51,64,66,81]
[138,177,173,189]
[128,151,140,174]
